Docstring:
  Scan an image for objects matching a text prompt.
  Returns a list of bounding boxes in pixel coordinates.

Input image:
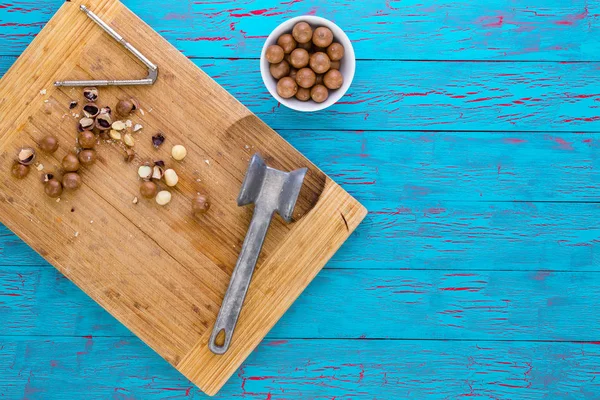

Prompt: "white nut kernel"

[155,190,172,206]
[138,165,152,180]
[112,120,127,131]
[123,133,135,147]
[171,145,187,161]
[164,169,179,186]
[125,120,133,128]
[109,130,122,140]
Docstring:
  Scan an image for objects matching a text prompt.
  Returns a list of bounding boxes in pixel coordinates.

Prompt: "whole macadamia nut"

[277,34,297,54]
[313,27,333,48]
[11,163,29,179]
[266,45,285,64]
[296,68,316,89]
[310,52,331,74]
[62,153,80,172]
[290,48,309,68]
[140,181,158,198]
[44,179,63,198]
[292,22,313,44]
[327,43,345,61]
[311,84,329,103]
[78,149,97,167]
[62,172,82,190]
[324,69,344,90]
[78,130,96,149]
[296,87,311,102]
[277,77,298,99]
[39,135,59,153]
[270,60,290,79]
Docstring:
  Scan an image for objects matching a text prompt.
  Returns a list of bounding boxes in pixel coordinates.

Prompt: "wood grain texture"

[3,266,600,341]
[0,0,365,395]
[2,336,600,399]
[0,0,599,61]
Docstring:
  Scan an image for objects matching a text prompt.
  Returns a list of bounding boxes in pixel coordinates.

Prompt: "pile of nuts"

[266,22,345,103]
[10,86,211,219]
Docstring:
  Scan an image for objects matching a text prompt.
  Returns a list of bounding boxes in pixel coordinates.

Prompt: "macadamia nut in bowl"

[261,16,355,112]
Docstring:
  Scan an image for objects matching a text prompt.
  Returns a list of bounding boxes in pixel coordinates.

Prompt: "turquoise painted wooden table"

[1,1,600,398]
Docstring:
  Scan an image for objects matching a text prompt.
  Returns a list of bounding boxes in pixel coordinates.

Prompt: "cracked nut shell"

[82,103,100,118]
[18,147,36,165]
[83,87,98,102]
[95,113,112,131]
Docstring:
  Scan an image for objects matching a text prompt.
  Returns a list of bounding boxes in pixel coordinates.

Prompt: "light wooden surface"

[0,0,365,396]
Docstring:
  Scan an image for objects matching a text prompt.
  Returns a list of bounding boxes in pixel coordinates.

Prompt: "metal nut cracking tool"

[209,153,307,355]
[54,5,158,87]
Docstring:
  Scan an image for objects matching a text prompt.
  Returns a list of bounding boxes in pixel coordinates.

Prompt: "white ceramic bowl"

[260,16,356,112]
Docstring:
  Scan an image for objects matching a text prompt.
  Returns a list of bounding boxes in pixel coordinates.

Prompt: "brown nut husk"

[95,113,112,131]
[265,45,285,64]
[11,163,29,179]
[313,26,333,48]
[330,60,341,70]
[78,149,97,167]
[62,172,82,190]
[295,68,316,89]
[18,147,36,165]
[311,84,329,103]
[292,22,313,44]
[192,194,210,216]
[124,148,135,163]
[315,74,324,85]
[39,135,59,153]
[269,60,290,79]
[44,179,63,198]
[290,48,309,68]
[295,87,311,102]
[324,69,344,90]
[140,181,158,199]
[277,33,297,54]
[82,103,100,118]
[62,153,80,172]
[309,52,331,74]
[116,99,135,116]
[276,77,298,99]
[327,43,345,61]
[78,131,97,149]
[83,87,98,102]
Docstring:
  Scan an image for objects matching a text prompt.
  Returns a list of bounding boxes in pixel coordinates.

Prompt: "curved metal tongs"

[209,154,307,354]
[54,5,158,87]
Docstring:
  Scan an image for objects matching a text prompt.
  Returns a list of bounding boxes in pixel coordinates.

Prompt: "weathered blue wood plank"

[1,199,599,270]
[1,336,599,399]
[4,57,599,131]
[0,0,599,61]
[3,266,600,341]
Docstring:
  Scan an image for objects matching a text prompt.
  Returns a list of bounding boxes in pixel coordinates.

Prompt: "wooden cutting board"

[0,0,366,396]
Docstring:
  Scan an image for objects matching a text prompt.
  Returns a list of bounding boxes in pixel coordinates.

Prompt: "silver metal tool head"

[237,153,307,222]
